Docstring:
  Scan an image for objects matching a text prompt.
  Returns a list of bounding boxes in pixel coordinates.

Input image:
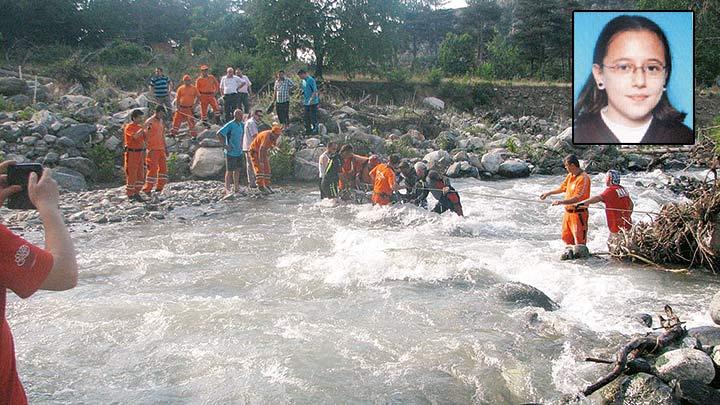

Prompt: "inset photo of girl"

[573,11,694,145]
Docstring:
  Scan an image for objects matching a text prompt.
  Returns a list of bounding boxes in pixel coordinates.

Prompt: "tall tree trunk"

[315,48,325,79]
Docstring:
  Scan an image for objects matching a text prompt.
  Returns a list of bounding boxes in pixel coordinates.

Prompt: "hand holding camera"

[0,161,59,211]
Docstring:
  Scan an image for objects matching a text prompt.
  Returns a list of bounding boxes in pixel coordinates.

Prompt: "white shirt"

[237,75,252,94]
[601,107,653,144]
[243,117,259,151]
[319,151,330,178]
[220,75,245,95]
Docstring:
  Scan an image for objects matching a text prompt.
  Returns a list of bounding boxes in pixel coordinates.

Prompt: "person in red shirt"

[123,109,146,202]
[142,105,168,195]
[0,160,78,404]
[369,154,401,206]
[576,170,634,243]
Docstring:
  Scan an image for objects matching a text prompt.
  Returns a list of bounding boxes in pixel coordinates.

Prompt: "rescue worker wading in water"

[540,154,592,260]
[123,109,147,202]
[426,170,464,216]
[369,154,401,206]
[249,123,283,195]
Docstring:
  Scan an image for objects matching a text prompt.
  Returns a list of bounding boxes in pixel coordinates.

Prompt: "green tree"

[0,0,83,46]
[462,0,502,65]
[438,33,475,75]
[486,30,522,79]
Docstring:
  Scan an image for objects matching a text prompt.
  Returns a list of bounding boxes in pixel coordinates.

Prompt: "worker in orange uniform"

[142,105,168,195]
[249,123,283,195]
[123,109,147,202]
[540,154,592,260]
[338,144,371,194]
[172,74,200,137]
[196,65,220,125]
[369,154,401,206]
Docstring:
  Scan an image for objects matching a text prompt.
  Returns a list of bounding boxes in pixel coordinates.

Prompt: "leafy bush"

[435,132,457,152]
[0,98,15,112]
[505,137,518,153]
[269,137,295,181]
[427,68,443,87]
[86,144,117,183]
[166,152,181,181]
[475,63,495,80]
[47,55,96,87]
[384,140,415,158]
[437,82,496,111]
[96,40,148,65]
[16,107,35,121]
[96,66,149,91]
[190,36,210,55]
[383,68,411,85]
[486,32,524,80]
[438,33,474,75]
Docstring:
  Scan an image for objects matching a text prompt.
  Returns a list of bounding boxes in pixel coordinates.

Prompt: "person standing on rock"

[142,105,169,196]
[243,109,263,190]
[220,67,243,123]
[426,170,463,216]
[0,160,78,405]
[123,109,147,202]
[249,123,283,194]
[369,154,401,206]
[319,141,339,199]
[540,154,592,260]
[235,67,252,114]
[575,170,634,245]
[171,75,200,138]
[195,65,220,125]
[298,69,320,136]
[274,70,295,128]
[217,109,245,195]
[148,67,173,115]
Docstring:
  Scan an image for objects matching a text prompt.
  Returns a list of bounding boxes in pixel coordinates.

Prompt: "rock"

[600,373,677,405]
[305,137,321,148]
[544,127,572,151]
[654,348,715,384]
[629,313,653,328]
[104,135,121,150]
[117,97,138,110]
[672,379,720,405]
[446,162,462,178]
[453,151,469,162]
[52,167,87,192]
[627,154,651,171]
[498,159,531,178]
[338,106,357,115]
[422,97,445,110]
[135,94,150,108]
[198,138,222,148]
[73,106,104,123]
[32,110,60,128]
[294,156,318,181]
[56,124,96,145]
[407,129,424,142]
[59,157,95,177]
[7,94,31,109]
[22,136,37,146]
[296,147,324,163]
[43,152,59,165]
[467,153,482,169]
[466,136,484,151]
[710,292,720,326]
[480,149,508,174]
[423,150,452,173]
[111,108,148,125]
[60,95,95,110]
[495,282,559,311]
[57,136,77,148]
[190,147,225,178]
[0,77,29,96]
[688,326,720,348]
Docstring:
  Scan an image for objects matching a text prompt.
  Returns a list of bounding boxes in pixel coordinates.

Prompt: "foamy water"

[7,172,720,404]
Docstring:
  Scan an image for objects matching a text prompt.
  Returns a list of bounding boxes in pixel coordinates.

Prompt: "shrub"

[96,40,148,66]
[383,68,411,85]
[86,144,117,183]
[505,137,518,153]
[438,33,474,75]
[384,140,415,158]
[475,63,495,80]
[166,152,181,181]
[190,36,210,55]
[427,68,443,87]
[47,55,96,87]
[0,98,15,112]
[16,107,35,121]
[269,137,294,181]
[435,132,457,152]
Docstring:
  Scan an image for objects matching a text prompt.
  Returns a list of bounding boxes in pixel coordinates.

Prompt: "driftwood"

[581,305,686,398]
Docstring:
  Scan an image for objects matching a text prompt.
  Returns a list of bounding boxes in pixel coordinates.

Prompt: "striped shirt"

[274,78,295,103]
[148,75,171,97]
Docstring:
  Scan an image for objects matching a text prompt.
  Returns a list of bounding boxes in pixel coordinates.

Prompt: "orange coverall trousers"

[249,148,271,187]
[172,106,197,137]
[199,95,219,121]
[143,150,168,193]
[124,151,145,197]
[561,210,589,245]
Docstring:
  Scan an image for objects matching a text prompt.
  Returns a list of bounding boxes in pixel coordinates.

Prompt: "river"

[7,170,720,404]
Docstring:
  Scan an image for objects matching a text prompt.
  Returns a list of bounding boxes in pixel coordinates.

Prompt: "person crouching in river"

[426,170,463,216]
[576,170,634,247]
[540,154,591,260]
[249,123,282,195]
[369,154,401,205]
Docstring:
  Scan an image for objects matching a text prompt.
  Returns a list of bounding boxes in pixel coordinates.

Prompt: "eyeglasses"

[602,62,666,77]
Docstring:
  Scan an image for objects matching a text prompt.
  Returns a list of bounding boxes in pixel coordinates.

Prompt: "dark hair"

[398,160,411,171]
[327,141,338,147]
[574,15,685,123]
[340,144,354,154]
[155,105,166,114]
[279,70,285,74]
[388,154,401,165]
[427,170,441,181]
[254,109,263,115]
[298,69,307,75]
[130,109,144,120]
[564,154,580,167]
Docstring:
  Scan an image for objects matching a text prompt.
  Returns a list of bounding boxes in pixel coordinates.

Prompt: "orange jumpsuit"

[369,163,396,206]
[172,84,200,137]
[143,116,168,193]
[249,130,278,187]
[123,122,145,197]
[339,154,370,190]
[559,171,591,245]
[195,75,220,121]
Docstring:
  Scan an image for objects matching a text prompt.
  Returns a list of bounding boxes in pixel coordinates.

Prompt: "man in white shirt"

[219,67,244,123]
[318,141,338,199]
[236,68,252,114]
[243,109,263,189]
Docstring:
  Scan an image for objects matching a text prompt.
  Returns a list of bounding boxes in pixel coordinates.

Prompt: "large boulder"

[190,147,225,178]
[296,147,325,163]
[73,106,104,123]
[52,167,87,192]
[423,150,452,174]
[7,94,31,109]
[60,95,96,110]
[495,282,559,311]
[672,379,720,404]
[687,326,720,348]
[422,97,445,110]
[0,77,29,96]
[56,124,97,146]
[653,348,715,384]
[544,126,573,152]
[59,157,96,177]
[117,97,139,110]
[480,149,508,174]
[498,159,531,178]
[294,156,318,181]
[600,373,676,405]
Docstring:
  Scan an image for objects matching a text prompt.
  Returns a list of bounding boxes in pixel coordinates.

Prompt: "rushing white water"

[7,171,720,404]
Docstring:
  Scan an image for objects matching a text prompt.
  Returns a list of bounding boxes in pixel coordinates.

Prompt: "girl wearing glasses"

[573,15,693,144]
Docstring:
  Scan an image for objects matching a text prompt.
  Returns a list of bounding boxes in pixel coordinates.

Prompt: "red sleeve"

[0,225,54,298]
[599,187,613,202]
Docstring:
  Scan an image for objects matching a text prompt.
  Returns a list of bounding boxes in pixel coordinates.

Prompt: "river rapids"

[7,170,720,404]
